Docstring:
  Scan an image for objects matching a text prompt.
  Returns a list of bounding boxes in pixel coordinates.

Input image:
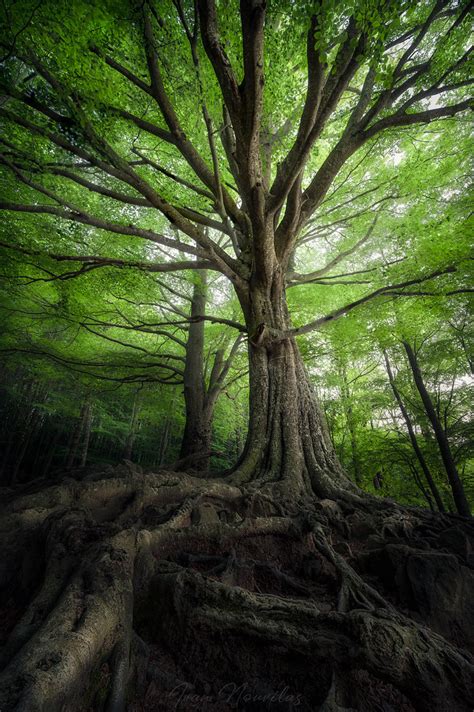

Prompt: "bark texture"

[180,270,241,472]
[180,271,210,467]
[1,462,473,711]
[233,274,358,503]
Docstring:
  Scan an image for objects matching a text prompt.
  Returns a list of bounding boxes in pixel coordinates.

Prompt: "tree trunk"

[233,272,357,500]
[403,341,471,517]
[123,392,140,461]
[407,459,435,511]
[180,271,213,470]
[1,379,37,481]
[79,403,92,468]
[384,350,446,513]
[42,429,61,478]
[10,387,44,484]
[338,361,362,485]
[66,398,90,471]
[158,416,172,466]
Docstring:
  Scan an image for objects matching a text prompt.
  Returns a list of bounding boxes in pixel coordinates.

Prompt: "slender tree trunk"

[79,403,92,468]
[123,392,140,461]
[384,350,445,513]
[1,378,36,479]
[339,361,362,485]
[66,397,90,471]
[157,393,176,465]
[403,342,471,517]
[407,460,435,511]
[233,272,356,500]
[31,416,48,471]
[158,416,172,466]
[11,406,39,484]
[180,271,213,470]
[10,379,47,484]
[42,429,61,478]
[179,271,240,472]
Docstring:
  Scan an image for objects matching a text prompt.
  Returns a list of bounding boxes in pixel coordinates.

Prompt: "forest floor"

[0,461,473,712]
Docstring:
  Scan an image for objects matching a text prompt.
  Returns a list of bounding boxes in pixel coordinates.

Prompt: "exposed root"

[309,520,394,613]
[147,561,474,712]
[1,463,473,711]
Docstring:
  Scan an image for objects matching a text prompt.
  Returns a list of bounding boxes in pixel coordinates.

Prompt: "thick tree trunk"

[233,273,357,500]
[403,342,471,517]
[384,350,446,513]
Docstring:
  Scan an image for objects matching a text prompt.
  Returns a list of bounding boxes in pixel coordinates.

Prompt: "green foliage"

[0,0,472,503]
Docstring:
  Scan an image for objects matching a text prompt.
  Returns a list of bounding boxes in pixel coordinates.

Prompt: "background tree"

[0,256,246,481]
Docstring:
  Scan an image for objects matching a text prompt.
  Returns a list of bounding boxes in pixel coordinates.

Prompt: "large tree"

[0,1,473,710]
[0,0,471,498]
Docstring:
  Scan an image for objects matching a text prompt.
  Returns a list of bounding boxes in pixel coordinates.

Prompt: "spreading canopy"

[0,0,472,328]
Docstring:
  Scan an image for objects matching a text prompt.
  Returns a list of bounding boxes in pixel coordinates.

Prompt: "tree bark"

[42,428,61,478]
[179,271,212,469]
[66,397,90,471]
[338,360,362,485]
[233,270,357,500]
[158,414,172,466]
[79,402,92,468]
[179,270,237,472]
[384,350,446,513]
[407,459,435,511]
[403,341,471,517]
[123,391,140,461]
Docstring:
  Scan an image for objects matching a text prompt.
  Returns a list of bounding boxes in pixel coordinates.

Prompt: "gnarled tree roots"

[1,462,473,711]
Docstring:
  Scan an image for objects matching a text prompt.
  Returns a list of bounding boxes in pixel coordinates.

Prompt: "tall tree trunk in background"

[338,361,362,485]
[180,271,210,466]
[384,350,445,513]
[403,342,470,517]
[158,416,172,466]
[123,391,140,461]
[10,381,46,484]
[79,402,93,468]
[1,378,36,480]
[407,460,435,512]
[66,397,90,471]
[32,416,48,471]
[11,405,39,484]
[42,429,61,478]
[179,271,241,472]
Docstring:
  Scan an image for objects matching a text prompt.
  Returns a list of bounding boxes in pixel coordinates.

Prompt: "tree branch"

[290,265,458,337]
